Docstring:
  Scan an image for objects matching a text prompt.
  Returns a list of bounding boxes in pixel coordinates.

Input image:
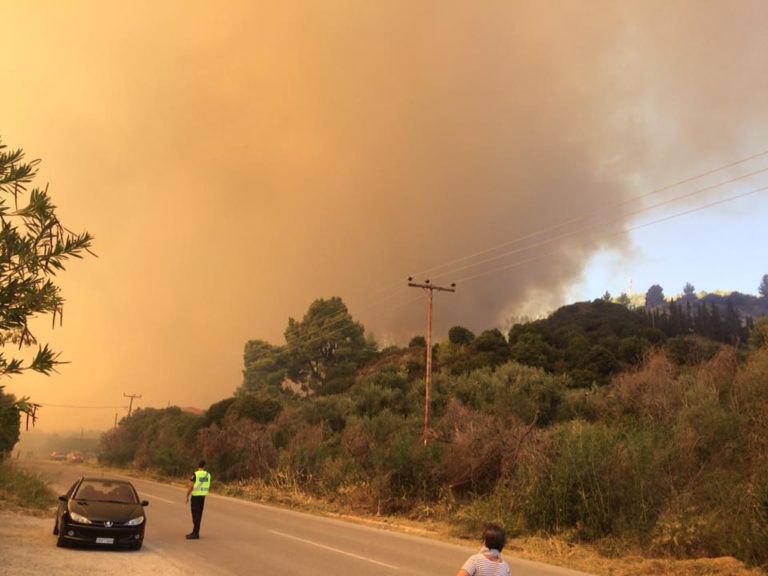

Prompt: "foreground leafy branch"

[0,137,94,424]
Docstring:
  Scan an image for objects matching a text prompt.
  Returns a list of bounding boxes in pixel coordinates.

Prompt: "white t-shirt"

[461,551,512,576]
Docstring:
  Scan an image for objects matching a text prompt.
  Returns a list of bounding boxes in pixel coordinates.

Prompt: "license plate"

[96,537,114,544]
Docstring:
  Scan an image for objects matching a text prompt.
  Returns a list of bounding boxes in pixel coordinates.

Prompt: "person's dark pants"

[190,496,206,535]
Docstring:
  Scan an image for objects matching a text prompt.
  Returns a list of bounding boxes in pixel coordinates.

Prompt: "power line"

[37,404,125,409]
[241,148,768,357]
[365,148,768,298]
[333,149,768,324]
[266,176,768,356]
[427,165,768,283]
[263,154,768,352]
[232,163,768,402]
[452,183,768,285]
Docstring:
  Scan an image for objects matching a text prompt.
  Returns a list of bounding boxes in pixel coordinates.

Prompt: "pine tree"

[723,300,742,344]
[683,282,697,301]
[696,303,711,337]
[711,304,724,342]
[759,274,768,298]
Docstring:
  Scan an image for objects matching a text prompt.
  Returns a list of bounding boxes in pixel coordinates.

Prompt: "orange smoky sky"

[1,1,767,432]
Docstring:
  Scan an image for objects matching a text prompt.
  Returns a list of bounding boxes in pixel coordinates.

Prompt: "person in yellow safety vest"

[185,460,211,539]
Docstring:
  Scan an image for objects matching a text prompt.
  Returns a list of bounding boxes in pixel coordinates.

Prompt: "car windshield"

[75,480,137,504]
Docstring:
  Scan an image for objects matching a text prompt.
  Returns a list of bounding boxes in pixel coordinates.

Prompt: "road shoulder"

[0,510,197,576]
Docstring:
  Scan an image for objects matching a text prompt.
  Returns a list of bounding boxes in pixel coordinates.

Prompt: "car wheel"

[53,517,59,536]
[55,522,67,548]
[131,541,143,551]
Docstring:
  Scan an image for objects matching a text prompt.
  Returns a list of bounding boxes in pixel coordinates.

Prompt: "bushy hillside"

[98,296,768,567]
[508,300,663,386]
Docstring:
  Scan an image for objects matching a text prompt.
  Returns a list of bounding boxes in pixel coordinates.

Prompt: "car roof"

[79,477,134,485]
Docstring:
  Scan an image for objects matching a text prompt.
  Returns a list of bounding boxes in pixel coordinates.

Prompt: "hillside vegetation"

[97,295,768,567]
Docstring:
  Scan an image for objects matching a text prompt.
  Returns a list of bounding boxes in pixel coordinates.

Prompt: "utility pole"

[408,277,455,443]
[123,393,142,417]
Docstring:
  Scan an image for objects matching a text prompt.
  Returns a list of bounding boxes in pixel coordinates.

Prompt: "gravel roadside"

[0,511,197,576]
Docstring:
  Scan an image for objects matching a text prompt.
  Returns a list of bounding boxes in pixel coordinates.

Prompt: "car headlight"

[125,516,145,526]
[69,511,92,524]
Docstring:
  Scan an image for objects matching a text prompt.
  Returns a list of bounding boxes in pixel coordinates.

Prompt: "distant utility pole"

[408,277,455,443]
[123,392,142,418]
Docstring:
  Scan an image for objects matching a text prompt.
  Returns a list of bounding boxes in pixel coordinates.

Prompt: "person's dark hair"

[198,460,206,468]
[483,524,506,551]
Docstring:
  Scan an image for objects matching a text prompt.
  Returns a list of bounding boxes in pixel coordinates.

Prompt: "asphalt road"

[20,459,594,576]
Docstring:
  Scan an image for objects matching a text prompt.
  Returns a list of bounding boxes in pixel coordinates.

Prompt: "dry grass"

[506,535,765,576]
[0,460,55,516]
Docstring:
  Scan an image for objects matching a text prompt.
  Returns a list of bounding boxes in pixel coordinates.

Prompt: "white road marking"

[140,491,176,504]
[269,529,399,570]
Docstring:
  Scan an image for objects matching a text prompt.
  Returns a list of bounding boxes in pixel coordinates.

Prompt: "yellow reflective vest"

[192,470,211,496]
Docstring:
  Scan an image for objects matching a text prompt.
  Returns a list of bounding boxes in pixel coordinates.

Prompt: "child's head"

[482,524,506,552]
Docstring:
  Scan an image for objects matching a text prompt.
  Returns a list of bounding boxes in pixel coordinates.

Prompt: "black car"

[54,477,149,549]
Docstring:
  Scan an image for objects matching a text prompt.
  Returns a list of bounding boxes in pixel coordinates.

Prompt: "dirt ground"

[0,510,196,576]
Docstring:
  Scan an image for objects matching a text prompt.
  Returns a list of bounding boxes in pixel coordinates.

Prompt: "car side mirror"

[141,500,149,507]
[58,495,67,502]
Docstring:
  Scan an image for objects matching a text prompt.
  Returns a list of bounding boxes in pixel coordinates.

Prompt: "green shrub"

[363,420,443,511]
[0,389,20,457]
[665,335,719,365]
[670,377,743,470]
[443,362,565,426]
[512,421,664,539]
[0,460,55,511]
[749,318,768,350]
[232,393,283,424]
[449,486,523,540]
[199,418,278,481]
